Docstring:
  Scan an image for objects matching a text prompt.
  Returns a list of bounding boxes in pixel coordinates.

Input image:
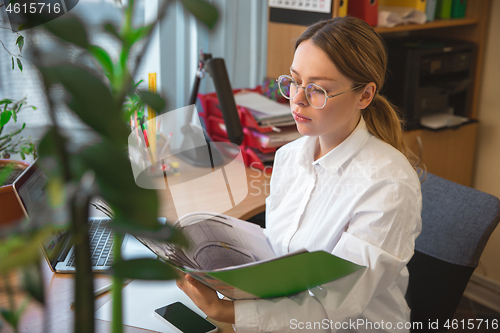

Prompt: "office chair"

[405,173,500,332]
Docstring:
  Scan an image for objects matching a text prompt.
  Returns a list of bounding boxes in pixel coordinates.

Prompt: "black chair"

[406,173,500,332]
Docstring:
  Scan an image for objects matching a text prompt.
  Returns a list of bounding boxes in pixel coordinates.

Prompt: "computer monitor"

[177,53,244,168]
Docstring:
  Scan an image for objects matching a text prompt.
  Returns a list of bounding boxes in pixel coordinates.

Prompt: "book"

[137,212,364,300]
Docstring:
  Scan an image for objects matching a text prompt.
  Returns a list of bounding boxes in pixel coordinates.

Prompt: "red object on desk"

[143,129,149,147]
[348,0,379,27]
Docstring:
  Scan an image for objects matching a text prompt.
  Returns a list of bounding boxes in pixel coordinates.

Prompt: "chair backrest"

[406,173,500,332]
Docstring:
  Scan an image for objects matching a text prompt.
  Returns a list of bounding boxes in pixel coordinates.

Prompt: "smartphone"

[154,302,218,333]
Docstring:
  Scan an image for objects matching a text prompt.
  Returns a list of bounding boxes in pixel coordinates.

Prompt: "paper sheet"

[234,92,291,117]
[94,280,208,333]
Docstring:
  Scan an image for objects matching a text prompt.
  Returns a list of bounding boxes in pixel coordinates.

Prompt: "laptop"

[12,161,158,273]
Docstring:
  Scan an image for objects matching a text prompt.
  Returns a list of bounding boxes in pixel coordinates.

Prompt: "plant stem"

[111,232,124,333]
[72,192,95,333]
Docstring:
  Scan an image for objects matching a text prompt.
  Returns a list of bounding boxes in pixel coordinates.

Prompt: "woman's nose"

[292,86,308,106]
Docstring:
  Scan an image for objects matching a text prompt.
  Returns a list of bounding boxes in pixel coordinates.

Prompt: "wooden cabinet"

[404,123,478,187]
[267,0,491,186]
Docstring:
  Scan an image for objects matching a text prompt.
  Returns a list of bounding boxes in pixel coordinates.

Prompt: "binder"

[347,0,379,27]
[138,212,364,300]
[426,0,438,21]
[435,0,452,19]
[379,0,427,12]
[451,0,467,18]
[198,87,301,171]
[338,0,348,17]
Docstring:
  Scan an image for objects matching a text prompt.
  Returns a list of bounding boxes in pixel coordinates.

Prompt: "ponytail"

[362,93,421,171]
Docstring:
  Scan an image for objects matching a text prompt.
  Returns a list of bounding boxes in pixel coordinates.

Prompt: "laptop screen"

[13,162,68,267]
[13,161,48,218]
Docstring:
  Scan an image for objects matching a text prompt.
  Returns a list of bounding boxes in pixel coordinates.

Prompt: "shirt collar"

[296,116,371,174]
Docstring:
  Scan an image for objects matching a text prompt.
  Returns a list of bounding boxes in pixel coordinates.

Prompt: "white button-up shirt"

[234,117,422,332]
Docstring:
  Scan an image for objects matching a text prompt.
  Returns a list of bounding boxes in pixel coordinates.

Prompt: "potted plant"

[0,98,37,225]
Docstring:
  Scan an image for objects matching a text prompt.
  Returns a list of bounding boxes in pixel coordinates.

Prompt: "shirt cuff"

[234,299,259,332]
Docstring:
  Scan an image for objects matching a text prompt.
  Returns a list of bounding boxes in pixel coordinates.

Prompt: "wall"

[473,0,500,285]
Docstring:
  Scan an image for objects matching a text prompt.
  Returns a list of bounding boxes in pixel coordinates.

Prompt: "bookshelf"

[266,0,491,186]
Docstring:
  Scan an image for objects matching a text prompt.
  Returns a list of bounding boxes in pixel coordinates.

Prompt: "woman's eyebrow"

[289,67,337,82]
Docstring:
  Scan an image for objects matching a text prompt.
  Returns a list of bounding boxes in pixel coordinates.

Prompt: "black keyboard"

[67,219,114,267]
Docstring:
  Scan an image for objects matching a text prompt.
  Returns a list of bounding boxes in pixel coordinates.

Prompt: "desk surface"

[0,163,269,333]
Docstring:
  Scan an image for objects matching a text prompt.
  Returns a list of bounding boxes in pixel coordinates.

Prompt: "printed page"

[179,212,275,262]
[192,243,257,270]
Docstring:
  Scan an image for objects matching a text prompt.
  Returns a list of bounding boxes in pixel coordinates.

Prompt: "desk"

[0,164,269,333]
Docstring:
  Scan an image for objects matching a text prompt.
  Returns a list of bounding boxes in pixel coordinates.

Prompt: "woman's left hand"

[177,274,235,324]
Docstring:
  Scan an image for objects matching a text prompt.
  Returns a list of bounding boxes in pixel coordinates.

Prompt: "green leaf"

[125,24,153,46]
[43,15,89,49]
[0,163,14,187]
[111,259,178,280]
[40,65,127,144]
[0,110,12,126]
[11,57,14,70]
[88,45,114,80]
[137,90,165,114]
[0,226,56,273]
[17,58,22,72]
[0,99,13,105]
[21,264,45,305]
[104,23,121,40]
[16,35,24,53]
[180,0,219,29]
[0,309,18,329]
[79,141,161,231]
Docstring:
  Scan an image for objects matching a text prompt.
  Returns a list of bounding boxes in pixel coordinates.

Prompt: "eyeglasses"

[276,75,364,109]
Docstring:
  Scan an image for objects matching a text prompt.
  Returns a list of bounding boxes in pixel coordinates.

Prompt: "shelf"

[375,18,478,34]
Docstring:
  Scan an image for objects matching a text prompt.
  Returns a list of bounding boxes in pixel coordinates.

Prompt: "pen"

[70,280,131,308]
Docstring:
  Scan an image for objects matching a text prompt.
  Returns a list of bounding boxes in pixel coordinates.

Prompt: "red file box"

[348,0,379,27]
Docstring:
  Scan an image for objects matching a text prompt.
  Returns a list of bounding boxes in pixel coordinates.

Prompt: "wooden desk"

[0,164,269,333]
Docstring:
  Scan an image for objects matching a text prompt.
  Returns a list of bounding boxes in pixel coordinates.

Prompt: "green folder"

[183,250,365,300]
[435,0,452,19]
[451,0,467,18]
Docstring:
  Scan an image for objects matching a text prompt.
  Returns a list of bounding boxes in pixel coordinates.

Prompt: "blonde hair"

[295,16,420,169]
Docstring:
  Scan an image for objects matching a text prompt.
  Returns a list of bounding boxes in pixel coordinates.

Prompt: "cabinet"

[266,0,491,186]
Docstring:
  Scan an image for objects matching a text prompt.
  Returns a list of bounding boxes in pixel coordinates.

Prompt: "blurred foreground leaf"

[79,141,160,231]
[111,259,178,280]
[44,15,89,49]
[21,263,45,305]
[180,0,219,29]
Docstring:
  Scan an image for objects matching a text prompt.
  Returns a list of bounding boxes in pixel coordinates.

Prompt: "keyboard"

[67,219,114,267]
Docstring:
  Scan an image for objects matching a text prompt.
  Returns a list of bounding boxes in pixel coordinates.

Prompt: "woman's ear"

[356,82,377,110]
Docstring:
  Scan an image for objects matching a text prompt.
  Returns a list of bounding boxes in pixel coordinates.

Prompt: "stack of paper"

[234,92,294,127]
[420,113,470,129]
[378,6,427,28]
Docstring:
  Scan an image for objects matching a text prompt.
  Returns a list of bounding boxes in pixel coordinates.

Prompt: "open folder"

[136,212,364,300]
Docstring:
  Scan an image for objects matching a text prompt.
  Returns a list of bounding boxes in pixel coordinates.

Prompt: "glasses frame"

[277,74,364,109]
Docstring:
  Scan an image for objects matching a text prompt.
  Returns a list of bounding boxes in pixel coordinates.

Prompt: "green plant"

[0,0,218,333]
[0,8,36,161]
[0,97,37,159]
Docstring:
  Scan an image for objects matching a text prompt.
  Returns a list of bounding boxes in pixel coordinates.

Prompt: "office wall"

[473,0,500,285]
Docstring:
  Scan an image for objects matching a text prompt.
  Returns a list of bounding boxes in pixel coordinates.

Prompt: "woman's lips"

[292,111,312,123]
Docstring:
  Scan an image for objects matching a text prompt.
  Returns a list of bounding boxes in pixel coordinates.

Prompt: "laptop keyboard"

[67,219,114,267]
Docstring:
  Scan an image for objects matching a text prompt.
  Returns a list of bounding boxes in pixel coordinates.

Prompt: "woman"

[177,16,422,332]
